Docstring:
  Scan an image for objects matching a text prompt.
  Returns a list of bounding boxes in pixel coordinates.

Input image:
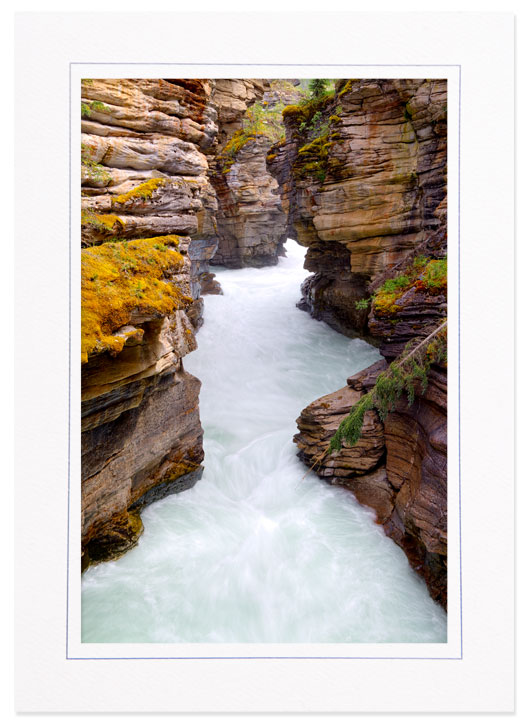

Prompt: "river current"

[81,240,446,643]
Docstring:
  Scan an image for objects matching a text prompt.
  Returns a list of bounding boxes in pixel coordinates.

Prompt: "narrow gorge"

[80,78,448,641]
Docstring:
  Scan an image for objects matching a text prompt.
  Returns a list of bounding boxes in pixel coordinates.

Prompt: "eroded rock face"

[80,77,296,568]
[80,79,216,567]
[268,78,447,335]
[82,366,204,570]
[209,80,295,267]
[368,226,447,358]
[294,358,447,609]
[211,136,287,267]
[81,79,223,297]
[279,80,448,607]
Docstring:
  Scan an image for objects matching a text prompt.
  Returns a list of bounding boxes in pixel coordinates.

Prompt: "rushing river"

[82,241,447,643]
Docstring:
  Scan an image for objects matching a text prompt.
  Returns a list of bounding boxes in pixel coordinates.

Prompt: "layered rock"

[80,77,298,568]
[268,78,447,336]
[294,357,447,609]
[285,80,448,607]
[368,227,447,358]
[211,135,287,267]
[209,80,298,267]
[81,78,221,304]
[80,79,218,568]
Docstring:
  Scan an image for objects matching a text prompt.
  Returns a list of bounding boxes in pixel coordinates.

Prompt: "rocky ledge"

[80,78,220,568]
[277,79,448,607]
[294,356,447,609]
[268,78,447,337]
[210,80,300,267]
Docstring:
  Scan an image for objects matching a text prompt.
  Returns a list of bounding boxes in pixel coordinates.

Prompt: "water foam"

[82,241,447,643]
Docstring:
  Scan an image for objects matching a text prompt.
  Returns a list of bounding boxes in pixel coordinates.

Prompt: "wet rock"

[209,80,300,267]
[294,358,448,609]
[268,78,447,336]
[80,79,213,568]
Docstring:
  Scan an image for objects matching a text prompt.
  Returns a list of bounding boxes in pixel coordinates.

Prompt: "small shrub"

[328,322,447,453]
[354,298,371,311]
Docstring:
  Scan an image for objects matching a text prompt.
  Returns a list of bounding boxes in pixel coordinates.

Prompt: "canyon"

[80,78,448,613]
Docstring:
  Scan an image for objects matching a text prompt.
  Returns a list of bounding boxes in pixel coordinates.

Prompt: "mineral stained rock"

[209,80,299,267]
[80,79,218,568]
[268,78,447,337]
[294,358,447,609]
[285,80,448,608]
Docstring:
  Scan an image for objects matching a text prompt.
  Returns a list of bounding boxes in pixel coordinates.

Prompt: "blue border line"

[69,64,461,661]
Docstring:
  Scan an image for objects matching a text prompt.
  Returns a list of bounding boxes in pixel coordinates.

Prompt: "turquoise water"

[81,241,446,643]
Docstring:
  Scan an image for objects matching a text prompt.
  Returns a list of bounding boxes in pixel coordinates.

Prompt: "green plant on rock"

[422,258,447,289]
[327,321,447,454]
[81,100,112,118]
[308,79,330,99]
[354,297,371,311]
[372,256,447,317]
[217,99,287,172]
[81,149,111,185]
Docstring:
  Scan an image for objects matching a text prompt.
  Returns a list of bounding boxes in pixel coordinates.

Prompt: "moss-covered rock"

[81,237,189,363]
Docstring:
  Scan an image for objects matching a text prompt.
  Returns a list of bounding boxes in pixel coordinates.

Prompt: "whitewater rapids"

[81,241,446,643]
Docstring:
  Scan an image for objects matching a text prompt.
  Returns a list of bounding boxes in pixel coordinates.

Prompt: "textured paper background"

[14,11,514,713]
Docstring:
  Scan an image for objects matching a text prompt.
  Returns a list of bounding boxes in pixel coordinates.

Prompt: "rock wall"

[294,356,447,609]
[80,77,299,568]
[268,78,447,336]
[80,78,222,568]
[209,80,298,267]
[277,79,448,607]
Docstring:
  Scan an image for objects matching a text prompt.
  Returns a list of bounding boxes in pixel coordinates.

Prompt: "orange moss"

[112,178,167,206]
[338,80,353,96]
[373,257,447,318]
[217,130,257,172]
[81,209,124,232]
[81,237,190,362]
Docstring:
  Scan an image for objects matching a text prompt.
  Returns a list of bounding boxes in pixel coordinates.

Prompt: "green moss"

[81,99,112,118]
[421,258,447,290]
[112,178,167,206]
[81,237,189,362]
[282,92,334,128]
[338,80,353,97]
[293,133,332,181]
[373,256,447,317]
[218,100,287,173]
[328,322,447,452]
[282,104,306,121]
[222,129,256,156]
[81,209,124,232]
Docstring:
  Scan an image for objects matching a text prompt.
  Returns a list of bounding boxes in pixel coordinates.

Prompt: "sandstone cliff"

[210,80,300,267]
[294,351,447,608]
[268,78,447,336]
[278,79,448,607]
[80,78,220,568]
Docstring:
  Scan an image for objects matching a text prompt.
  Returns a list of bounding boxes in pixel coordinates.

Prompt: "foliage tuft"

[327,322,447,453]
